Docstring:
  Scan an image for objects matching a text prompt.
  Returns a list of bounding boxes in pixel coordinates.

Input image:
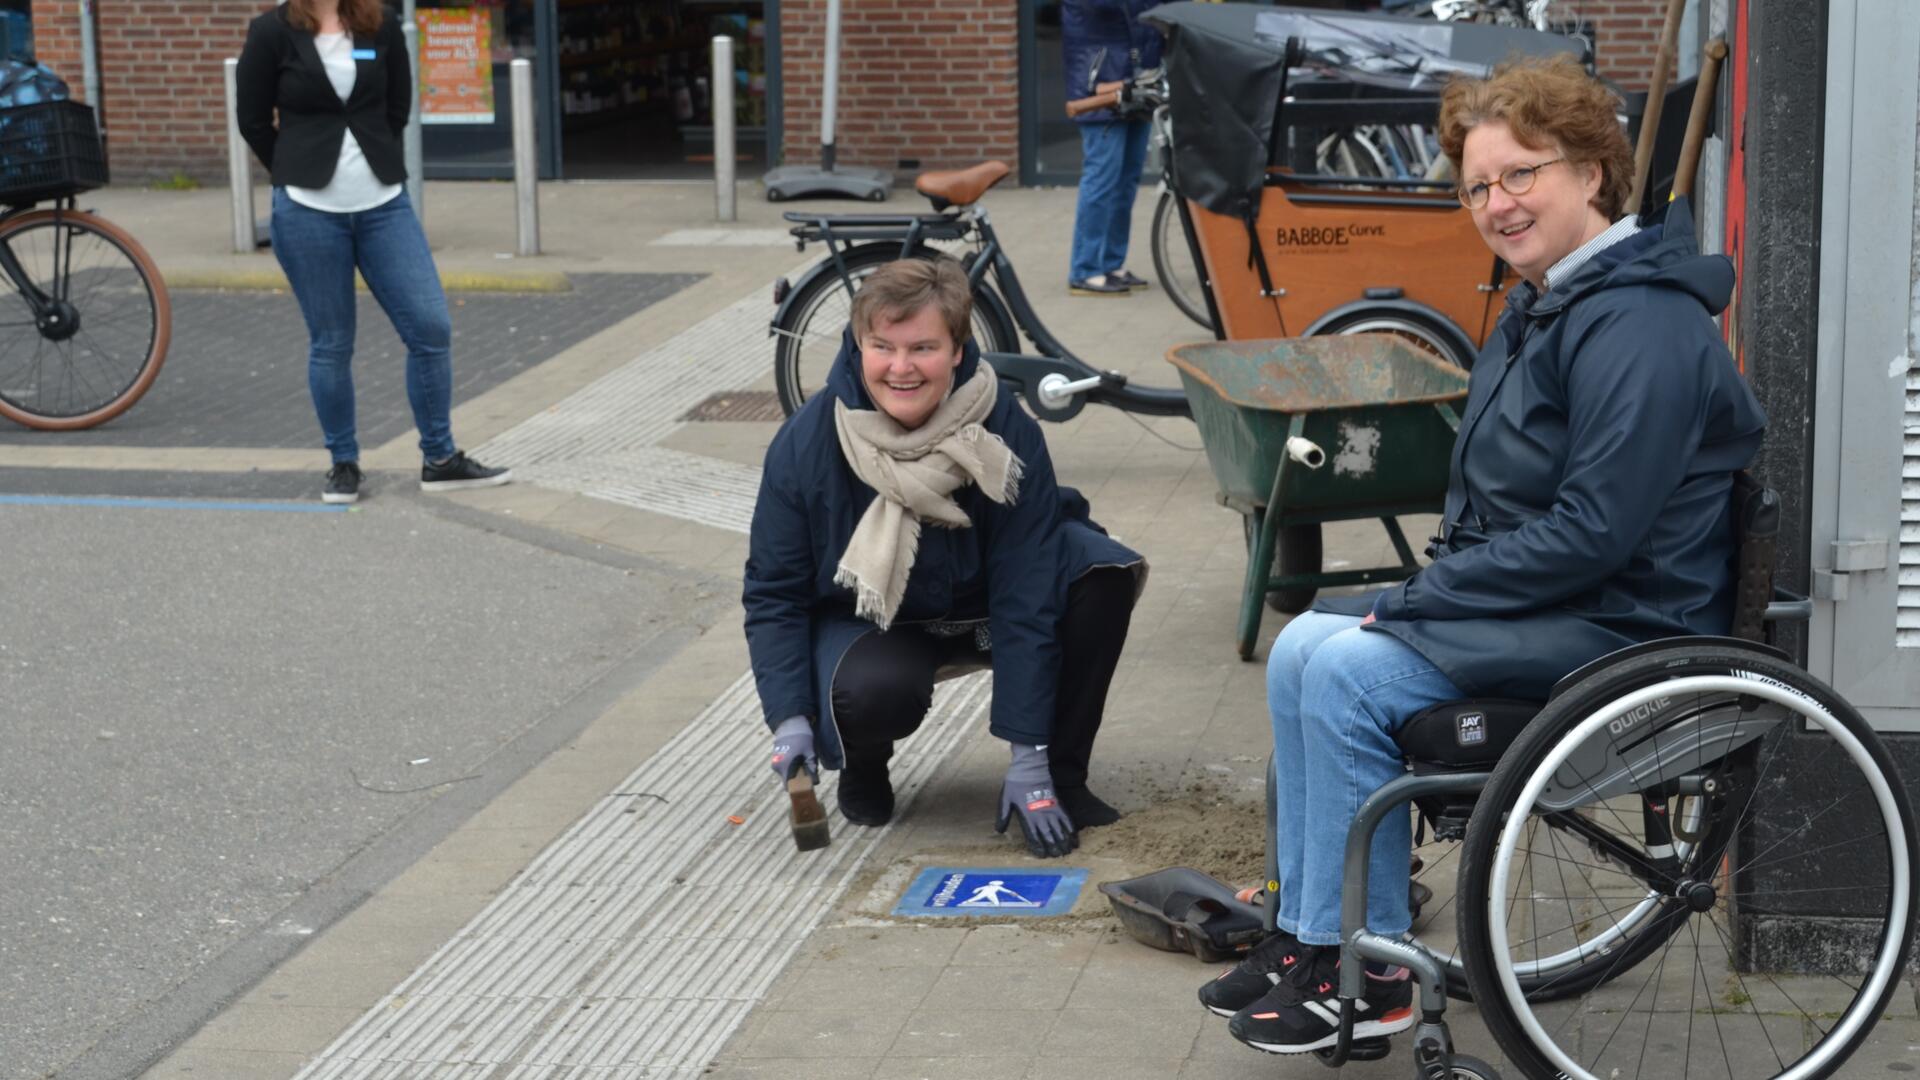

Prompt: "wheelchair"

[1257,473,1919,1080]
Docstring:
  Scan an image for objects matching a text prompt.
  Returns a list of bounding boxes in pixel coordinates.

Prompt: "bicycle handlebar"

[1064,72,1166,120]
[1066,88,1124,118]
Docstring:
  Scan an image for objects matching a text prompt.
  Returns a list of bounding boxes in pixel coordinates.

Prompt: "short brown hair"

[850,257,974,348]
[287,0,387,37]
[1438,55,1636,221]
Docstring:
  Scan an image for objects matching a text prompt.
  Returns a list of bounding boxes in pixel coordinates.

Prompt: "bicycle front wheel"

[0,209,171,430]
[773,243,1018,417]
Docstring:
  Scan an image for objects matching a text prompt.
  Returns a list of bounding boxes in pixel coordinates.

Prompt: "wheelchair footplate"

[1313,1036,1391,1065]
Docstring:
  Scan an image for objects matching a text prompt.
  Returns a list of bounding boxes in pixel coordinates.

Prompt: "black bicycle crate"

[0,99,106,206]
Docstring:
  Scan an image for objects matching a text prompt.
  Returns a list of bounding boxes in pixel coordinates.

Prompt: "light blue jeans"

[1268,612,1464,946]
[270,189,456,465]
[1069,118,1150,283]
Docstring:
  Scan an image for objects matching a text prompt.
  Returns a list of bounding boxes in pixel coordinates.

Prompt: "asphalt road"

[0,490,725,1079]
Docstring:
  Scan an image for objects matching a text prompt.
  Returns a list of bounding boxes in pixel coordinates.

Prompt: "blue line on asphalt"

[0,494,353,513]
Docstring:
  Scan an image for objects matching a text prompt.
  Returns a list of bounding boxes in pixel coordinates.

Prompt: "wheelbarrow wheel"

[1244,512,1321,614]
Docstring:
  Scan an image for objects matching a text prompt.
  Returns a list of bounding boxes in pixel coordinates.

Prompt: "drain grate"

[680,389,787,423]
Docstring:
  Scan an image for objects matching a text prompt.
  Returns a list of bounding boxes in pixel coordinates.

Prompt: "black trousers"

[828,566,1137,789]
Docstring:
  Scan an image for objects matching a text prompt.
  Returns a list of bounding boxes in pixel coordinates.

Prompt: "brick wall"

[35,1,269,183]
[1578,0,1684,92]
[777,0,1018,176]
[27,0,1672,186]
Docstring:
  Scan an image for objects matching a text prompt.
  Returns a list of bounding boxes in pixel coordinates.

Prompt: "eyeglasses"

[1457,158,1564,209]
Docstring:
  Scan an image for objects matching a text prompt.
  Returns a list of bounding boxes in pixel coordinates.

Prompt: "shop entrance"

[555,0,771,179]
[414,0,773,181]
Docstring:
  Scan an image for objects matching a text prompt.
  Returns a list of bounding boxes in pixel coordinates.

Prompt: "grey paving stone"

[948,925,1104,968]
[1040,1007,1205,1061]
[919,965,1083,1014]
[805,925,971,969]
[706,1057,880,1079]
[0,272,700,450]
[739,1009,909,1059]
[778,963,943,1015]
[1066,938,1220,1012]
[873,1059,1034,1080]
[1024,1056,1192,1080]
[888,1008,1057,1058]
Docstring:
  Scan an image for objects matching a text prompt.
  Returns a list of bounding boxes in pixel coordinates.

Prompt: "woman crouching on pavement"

[743,256,1147,857]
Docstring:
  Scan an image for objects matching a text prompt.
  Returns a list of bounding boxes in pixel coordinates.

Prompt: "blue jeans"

[1267,612,1464,946]
[1070,118,1150,283]
[270,189,456,464]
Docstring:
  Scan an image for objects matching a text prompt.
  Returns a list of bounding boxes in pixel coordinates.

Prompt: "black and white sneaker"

[1198,929,1307,1017]
[323,461,363,504]
[1228,948,1415,1054]
[420,451,512,493]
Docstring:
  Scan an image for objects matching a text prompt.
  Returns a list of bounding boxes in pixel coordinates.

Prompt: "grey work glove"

[770,716,819,783]
[995,743,1078,858]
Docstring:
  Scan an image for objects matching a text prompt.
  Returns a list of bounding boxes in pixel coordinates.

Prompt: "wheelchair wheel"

[1457,643,1918,1080]
[1407,820,1683,1005]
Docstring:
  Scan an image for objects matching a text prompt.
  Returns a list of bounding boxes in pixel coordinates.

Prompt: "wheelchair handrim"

[1486,674,1913,1080]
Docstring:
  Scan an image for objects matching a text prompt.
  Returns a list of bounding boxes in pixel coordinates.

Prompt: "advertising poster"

[418,7,494,125]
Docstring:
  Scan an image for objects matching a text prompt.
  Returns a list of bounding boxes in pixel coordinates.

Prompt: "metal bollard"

[79,0,102,131]
[402,4,424,218]
[511,58,539,256]
[712,36,736,222]
[223,58,256,254]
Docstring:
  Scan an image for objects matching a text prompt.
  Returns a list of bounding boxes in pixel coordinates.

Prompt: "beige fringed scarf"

[833,364,1023,630]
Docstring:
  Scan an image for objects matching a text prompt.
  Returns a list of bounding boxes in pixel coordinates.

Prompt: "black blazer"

[235,3,411,188]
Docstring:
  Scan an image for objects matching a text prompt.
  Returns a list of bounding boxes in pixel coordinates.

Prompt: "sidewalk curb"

[162,268,575,293]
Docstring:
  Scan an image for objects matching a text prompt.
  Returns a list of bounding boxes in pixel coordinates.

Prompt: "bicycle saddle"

[916,160,1010,211]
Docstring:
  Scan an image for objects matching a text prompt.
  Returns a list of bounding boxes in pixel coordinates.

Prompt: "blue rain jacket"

[1062,0,1164,124]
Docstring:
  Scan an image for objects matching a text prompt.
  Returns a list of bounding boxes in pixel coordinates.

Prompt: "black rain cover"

[1142,2,1584,218]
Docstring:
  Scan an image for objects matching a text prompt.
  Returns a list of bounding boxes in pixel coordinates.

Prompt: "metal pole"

[402,0,424,218]
[78,0,102,130]
[820,0,840,170]
[224,58,256,254]
[511,58,539,256]
[712,36,735,222]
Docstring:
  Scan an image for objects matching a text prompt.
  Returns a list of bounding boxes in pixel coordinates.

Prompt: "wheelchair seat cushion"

[1395,698,1543,769]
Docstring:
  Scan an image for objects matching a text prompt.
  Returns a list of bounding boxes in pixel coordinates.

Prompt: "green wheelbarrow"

[1166,335,1468,660]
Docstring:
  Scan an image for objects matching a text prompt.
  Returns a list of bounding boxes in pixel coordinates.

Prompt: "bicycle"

[0,100,171,431]
[768,152,1190,425]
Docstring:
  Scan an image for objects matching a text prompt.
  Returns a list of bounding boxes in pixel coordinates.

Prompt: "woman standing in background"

[237,0,511,504]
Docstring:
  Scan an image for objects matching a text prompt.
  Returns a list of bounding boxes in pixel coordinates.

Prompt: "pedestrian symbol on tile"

[958,879,1034,907]
[892,867,1088,918]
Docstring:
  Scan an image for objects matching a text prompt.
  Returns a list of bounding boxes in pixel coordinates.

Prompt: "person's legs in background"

[828,629,944,825]
[1069,120,1130,294]
[355,192,511,490]
[354,192,455,463]
[1045,566,1138,827]
[269,188,362,501]
[1102,117,1152,287]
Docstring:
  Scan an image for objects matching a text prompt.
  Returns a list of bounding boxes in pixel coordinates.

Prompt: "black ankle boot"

[1057,785,1122,828]
[837,761,895,826]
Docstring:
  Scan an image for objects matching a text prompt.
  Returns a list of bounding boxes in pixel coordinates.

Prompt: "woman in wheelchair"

[1200,56,1779,1057]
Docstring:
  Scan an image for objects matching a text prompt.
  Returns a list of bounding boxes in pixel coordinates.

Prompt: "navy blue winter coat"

[1327,203,1767,699]
[1062,0,1164,124]
[743,331,1143,770]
